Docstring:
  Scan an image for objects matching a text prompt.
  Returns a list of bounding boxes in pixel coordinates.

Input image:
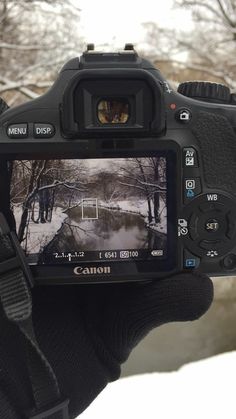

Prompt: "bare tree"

[0,0,84,105]
[142,0,236,88]
[173,0,236,87]
[119,158,166,224]
[10,159,87,244]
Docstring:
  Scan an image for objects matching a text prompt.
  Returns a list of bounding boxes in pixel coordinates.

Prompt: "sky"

[79,0,193,50]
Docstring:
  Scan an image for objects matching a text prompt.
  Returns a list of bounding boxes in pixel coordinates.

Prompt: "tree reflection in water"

[41,207,167,255]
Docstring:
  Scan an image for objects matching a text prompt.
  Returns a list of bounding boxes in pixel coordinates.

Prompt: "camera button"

[7,123,28,138]
[34,123,55,138]
[184,178,202,203]
[176,108,192,123]
[183,147,199,168]
[183,249,200,269]
[204,219,220,233]
[222,254,236,271]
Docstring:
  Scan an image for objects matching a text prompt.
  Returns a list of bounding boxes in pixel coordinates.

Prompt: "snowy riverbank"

[13,205,68,254]
[13,196,166,255]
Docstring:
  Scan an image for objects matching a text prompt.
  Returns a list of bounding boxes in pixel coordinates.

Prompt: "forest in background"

[0,0,236,105]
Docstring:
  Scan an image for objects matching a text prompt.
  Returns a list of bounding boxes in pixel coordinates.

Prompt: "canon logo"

[73,266,111,275]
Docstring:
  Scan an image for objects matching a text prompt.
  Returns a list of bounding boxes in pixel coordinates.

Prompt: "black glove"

[0,273,213,418]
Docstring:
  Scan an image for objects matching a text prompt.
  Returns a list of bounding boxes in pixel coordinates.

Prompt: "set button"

[204,219,220,233]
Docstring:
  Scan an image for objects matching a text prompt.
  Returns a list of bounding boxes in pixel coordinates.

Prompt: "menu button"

[7,124,28,138]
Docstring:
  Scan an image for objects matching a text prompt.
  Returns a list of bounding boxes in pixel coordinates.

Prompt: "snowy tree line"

[0,0,83,105]
[0,0,235,106]
[143,0,236,89]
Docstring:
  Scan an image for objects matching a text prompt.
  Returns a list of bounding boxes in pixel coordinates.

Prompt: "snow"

[13,195,167,256]
[13,205,68,254]
[79,352,236,419]
[94,197,167,235]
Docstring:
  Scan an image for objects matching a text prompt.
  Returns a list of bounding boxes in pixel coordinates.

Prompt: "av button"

[7,124,28,139]
[183,147,199,168]
[34,123,55,138]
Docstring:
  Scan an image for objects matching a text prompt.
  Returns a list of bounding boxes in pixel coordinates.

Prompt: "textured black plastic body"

[191,111,236,195]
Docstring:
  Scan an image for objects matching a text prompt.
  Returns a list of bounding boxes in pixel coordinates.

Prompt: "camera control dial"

[181,193,236,260]
[178,81,231,104]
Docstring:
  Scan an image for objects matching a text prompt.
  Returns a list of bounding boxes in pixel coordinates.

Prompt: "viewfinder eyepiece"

[97,99,129,124]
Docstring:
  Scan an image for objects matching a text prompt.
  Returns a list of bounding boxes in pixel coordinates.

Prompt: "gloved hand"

[0,273,213,418]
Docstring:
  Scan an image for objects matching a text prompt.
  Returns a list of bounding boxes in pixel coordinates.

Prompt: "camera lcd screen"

[7,156,168,265]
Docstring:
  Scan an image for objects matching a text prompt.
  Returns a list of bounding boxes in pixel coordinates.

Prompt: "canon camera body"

[1,45,236,285]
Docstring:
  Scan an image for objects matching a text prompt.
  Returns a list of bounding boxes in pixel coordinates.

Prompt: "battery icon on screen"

[151,250,164,257]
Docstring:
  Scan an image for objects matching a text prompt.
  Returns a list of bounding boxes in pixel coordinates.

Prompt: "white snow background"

[79,352,236,419]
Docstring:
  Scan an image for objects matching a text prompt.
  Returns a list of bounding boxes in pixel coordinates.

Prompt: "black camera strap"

[0,213,69,419]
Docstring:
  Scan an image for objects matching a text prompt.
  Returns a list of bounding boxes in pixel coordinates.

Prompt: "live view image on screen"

[9,157,167,264]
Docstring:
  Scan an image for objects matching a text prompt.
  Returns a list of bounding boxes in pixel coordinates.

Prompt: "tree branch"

[0,79,52,94]
[216,0,235,27]
[0,42,54,50]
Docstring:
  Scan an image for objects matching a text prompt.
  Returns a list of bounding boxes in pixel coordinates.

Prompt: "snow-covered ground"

[13,205,68,254]
[79,352,236,419]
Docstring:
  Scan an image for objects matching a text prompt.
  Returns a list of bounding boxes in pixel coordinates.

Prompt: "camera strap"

[0,213,69,419]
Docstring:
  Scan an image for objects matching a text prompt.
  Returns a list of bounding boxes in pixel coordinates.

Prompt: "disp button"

[34,123,55,138]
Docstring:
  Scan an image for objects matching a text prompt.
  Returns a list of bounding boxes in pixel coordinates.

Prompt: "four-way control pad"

[181,193,236,261]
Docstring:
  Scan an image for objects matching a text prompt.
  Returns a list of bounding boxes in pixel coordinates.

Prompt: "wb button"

[34,123,55,138]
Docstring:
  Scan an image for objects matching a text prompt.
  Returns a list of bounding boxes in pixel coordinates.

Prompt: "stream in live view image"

[9,157,167,263]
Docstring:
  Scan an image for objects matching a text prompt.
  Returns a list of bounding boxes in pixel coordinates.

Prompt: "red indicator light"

[170,103,177,110]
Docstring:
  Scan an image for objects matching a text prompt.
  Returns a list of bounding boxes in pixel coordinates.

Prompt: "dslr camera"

[1,45,236,285]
